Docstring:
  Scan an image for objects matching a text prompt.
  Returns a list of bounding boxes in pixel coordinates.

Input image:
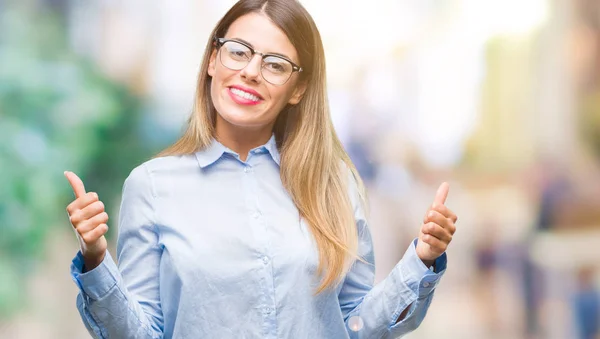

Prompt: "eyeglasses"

[214,38,303,86]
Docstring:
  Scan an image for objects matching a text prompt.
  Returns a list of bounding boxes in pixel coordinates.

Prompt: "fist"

[65,171,108,268]
[415,182,457,265]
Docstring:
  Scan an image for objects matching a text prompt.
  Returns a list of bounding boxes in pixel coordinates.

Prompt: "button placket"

[243,158,277,330]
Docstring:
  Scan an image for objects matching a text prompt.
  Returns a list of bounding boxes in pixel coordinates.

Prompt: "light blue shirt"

[70,135,447,339]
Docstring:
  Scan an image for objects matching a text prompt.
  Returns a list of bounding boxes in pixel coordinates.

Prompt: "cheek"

[210,69,233,101]
[210,79,219,104]
[269,86,295,106]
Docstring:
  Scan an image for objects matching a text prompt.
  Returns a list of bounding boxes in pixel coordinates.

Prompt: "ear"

[288,80,307,105]
[208,49,217,77]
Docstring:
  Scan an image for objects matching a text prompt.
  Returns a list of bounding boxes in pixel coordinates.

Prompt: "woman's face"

[208,13,306,133]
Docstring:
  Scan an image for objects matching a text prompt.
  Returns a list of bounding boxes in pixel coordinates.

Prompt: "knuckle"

[99,224,109,234]
[92,201,104,212]
[88,192,98,201]
[77,226,86,237]
[83,231,97,244]
[70,212,81,225]
[81,233,91,243]
[434,211,444,221]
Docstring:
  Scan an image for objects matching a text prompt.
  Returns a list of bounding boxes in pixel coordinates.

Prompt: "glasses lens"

[262,56,293,85]
[218,40,296,85]
[220,41,252,70]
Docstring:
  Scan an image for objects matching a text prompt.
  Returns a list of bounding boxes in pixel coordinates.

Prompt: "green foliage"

[0,3,155,318]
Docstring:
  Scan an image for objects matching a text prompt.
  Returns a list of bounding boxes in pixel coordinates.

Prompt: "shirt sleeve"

[70,164,164,338]
[338,173,447,339]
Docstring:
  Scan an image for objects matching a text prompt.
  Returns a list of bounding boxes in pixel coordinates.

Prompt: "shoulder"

[141,154,196,175]
[124,154,197,195]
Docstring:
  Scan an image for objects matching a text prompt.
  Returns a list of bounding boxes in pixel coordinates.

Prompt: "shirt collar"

[195,137,229,168]
[263,134,281,166]
[195,134,281,168]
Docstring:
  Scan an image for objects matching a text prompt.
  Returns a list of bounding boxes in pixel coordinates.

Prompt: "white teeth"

[230,88,260,102]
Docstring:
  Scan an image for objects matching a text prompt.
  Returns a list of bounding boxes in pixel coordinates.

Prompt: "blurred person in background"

[572,266,599,339]
[63,0,458,338]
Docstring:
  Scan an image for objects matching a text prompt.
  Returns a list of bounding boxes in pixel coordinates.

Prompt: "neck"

[215,119,274,161]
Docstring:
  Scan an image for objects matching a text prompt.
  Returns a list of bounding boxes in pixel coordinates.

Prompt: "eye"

[265,62,284,72]
[229,49,250,60]
[224,42,251,60]
[263,57,291,74]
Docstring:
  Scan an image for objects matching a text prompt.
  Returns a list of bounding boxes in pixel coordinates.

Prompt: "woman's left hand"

[415,182,458,267]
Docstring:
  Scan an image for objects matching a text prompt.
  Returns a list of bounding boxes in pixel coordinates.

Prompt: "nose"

[240,54,262,83]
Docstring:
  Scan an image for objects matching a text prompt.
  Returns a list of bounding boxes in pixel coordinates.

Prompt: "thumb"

[433,182,449,206]
[64,171,86,199]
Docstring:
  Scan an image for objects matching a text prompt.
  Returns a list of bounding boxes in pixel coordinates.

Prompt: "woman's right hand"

[65,171,109,271]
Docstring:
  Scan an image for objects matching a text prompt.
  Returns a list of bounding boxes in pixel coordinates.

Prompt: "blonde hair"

[157,0,367,294]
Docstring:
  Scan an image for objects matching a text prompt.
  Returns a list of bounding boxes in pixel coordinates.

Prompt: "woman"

[65,0,457,338]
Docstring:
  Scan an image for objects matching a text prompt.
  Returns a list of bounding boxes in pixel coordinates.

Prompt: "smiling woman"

[207,12,307,140]
[64,0,457,338]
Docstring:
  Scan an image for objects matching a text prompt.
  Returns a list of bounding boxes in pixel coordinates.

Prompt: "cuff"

[399,238,447,299]
[70,250,120,301]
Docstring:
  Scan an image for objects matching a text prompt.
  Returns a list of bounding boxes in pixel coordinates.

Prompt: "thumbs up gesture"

[415,182,457,266]
[64,171,108,270]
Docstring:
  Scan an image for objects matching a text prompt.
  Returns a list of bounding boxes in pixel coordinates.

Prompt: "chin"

[217,110,269,130]
[212,91,275,130]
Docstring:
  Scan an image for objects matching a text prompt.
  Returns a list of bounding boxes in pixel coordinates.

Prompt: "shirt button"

[243,167,248,173]
[253,212,261,219]
[423,282,431,288]
[262,256,269,264]
[265,307,272,314]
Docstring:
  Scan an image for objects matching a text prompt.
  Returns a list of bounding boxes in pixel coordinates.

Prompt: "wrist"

[82,252,105,273]
[421,258,435,268]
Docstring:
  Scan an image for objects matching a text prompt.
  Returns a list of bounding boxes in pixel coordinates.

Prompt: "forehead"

[224,12,299,62]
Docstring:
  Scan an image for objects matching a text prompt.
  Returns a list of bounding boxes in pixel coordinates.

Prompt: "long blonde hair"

[158,0,367,294]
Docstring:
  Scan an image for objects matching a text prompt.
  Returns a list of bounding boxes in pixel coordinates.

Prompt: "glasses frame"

[214,37,303,85]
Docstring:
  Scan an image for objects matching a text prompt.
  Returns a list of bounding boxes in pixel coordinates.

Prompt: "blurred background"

[1,0,599,338]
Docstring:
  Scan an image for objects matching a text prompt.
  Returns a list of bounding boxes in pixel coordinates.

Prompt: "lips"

[226,87,261,106]
[229,85,263,100]
[226,85,264,106]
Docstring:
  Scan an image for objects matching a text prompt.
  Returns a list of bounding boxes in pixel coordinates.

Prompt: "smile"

[228,86,262,105]
[230,87,260,101]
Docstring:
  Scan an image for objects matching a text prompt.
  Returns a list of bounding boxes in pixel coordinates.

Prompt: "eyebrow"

[232,37,294,62]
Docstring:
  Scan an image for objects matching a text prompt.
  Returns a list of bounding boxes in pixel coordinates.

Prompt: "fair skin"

[400,182,457,322]
[64,11,457,323]
[208,13,306,161]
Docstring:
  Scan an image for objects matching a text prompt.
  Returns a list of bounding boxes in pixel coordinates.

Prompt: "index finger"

[433,182,449,206]
[64,171,86,199]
